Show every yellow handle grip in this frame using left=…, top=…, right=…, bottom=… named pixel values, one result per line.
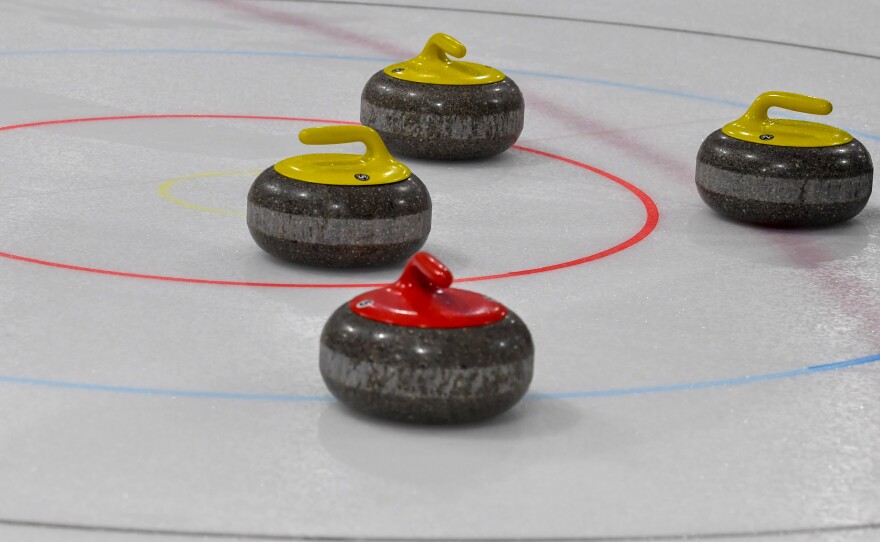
left=722, top=90, right=851, bottom=147
left=418, top=32, right=467, bottom=62
left=298, top=125, right=393, bottom=164
left=384, top=32, right=504, bottom=85
left=743, top=91, right=832, bottom=121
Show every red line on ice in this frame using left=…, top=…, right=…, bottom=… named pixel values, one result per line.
left=0, top=113, right=660, bottom=288
left=202, top=0, right=411, bottom=58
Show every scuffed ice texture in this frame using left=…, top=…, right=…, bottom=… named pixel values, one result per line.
left=247, top=167, right=431, bottom=267
left=320, top=305, right=534, bottom=424
left=695, top=129, right=873, bottom=226
left=361, top=71, right=524, bottom=160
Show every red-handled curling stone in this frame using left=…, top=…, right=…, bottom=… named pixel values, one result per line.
left=320, top=252, right=534, bottom=424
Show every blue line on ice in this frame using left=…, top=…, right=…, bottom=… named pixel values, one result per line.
left=0, top=353, right=876, bottom=402
left=1, top=48, right=877, bottom=141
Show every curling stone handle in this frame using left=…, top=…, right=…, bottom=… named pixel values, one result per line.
left=418, top=33, right=467, bottom=62
left=743, top=91, right=832, bottom=122
left=396, top=252, right=454, bottom=295
left=298, top=125, right=395, bottom=166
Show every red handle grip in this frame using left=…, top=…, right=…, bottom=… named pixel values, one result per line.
left=408, top=252, right=453, bottom=290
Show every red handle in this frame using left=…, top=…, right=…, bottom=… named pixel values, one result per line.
left=407, top=252, right=453, bottom=290
left=349, top=252, right=506, bottom=328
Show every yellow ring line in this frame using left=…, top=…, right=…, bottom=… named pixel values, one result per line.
left=157, top=170, right=261, bottom=216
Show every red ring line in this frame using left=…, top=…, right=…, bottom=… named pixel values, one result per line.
left=0, top=114, right=659, bottom=288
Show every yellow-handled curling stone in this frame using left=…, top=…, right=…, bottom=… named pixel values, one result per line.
left=695, top=91, right=873, bottom=227
left=320, top=252, right=534, bottom=424
left=247, top=125, right=431, bottom=267
left=360, top=33, right=524, bottom=161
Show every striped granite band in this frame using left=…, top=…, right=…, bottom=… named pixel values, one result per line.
left=247, top=203, right=431, bottom=246
left=319, top=344, right=527, bottom=399
left=696, top=162, right=872, bottom=204
left=362, top=101, right=524, bottom=140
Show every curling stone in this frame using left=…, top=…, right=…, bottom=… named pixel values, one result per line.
left=247, top=125, right=431, bottom=267
left=696, top=91, right=873, bottom=227
left=320, top=252, right=534, bottom=424
left=361, top=32, right=524, bottom=160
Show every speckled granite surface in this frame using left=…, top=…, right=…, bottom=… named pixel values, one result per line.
left=695, top=129, right=873, bottom=226
left=247, top=167, right=431, bottom=267
left=320, top=305, right=534, bottom=424
left=361, top=71, right=524, bottom=160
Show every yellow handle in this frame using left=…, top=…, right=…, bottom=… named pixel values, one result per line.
left=721, top=91, right=851, bottom=147
left=275, top=125, right=411, bottom=185
left=418, top=33, right=467, bottom=63
left=298, top=125, right=393, bottom=166
left=741, top=91, right=832, bottom=123
left=383, top=32, right=505, bottom=85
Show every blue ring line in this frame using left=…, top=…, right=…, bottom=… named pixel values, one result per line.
left=1, top=48, right=876, bottom=401
left=0, top=353, right=876, bottom=402
left=1, top=48, right=877, bottom=142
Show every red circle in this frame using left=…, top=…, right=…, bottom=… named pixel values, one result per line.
left=0, top=114, right=660, bottom=288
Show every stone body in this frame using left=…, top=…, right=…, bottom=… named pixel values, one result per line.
left=696, top=129, right=873, bottom=227
left=361, top=71, right=524, bottom=160
left=320, top=305, right=534, bottom=424
left=247, top=167, right=431, bottom=267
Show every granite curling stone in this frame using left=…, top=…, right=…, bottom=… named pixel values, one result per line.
left=247, top=125, right=431, bottom=267
left=696, top=91, right=873, bottom=227
left=320, top=252, right=534, bottom=424
left=361, top=32, right=524, bottom=160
